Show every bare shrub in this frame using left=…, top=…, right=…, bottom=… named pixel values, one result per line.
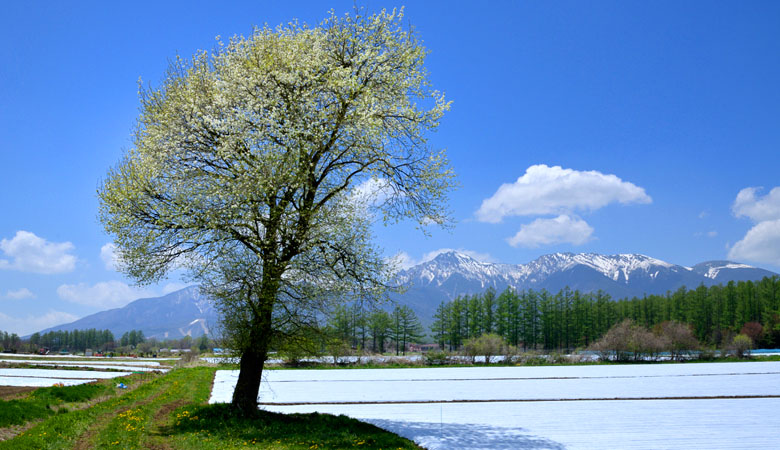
left=741, top=322, right=764, bottom=344
left=658, top=321, right=699, bottom=361
left=590, top=319, right=669, bottom=362
left=590, top=319, right=634, bottom=361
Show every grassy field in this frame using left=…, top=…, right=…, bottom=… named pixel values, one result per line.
left=0, top=366, right=418, bottom=449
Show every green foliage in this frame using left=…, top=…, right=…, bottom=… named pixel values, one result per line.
left=368, top=309, right=393, bottom=353
left=390, top=305, right=424, bottom=356
left=32, top=328, right=115, bottom=353
left=98, top=7, right=454, bottom=410
left=0, top=330, right=22, bottom=352
left=462, top=333, right=506, bottom=363
left=320, top=304, right=425, bottom=360
left=432, top=276, right=780, bottom=351
left=119, top=330, right=145, bottom=348
left=731, top=334, right=753, bottom=359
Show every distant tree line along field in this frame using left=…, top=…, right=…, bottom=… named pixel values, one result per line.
left=431, top=276, right=780, bottom=351
left=316, top=276, right=780, bottom=357
left=3, top=276, right=778, bottom=359
left=0, top=328, right=215, bottom=356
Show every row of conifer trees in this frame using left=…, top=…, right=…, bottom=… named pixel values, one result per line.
left=431, top=276, right=780, bottom=351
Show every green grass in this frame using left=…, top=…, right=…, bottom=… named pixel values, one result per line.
left=0, top=372, right=160, bottom=449
left=0, top=398, right=53, bottom=427
left=31, top=382, right=113, bottom=403
left=1, top=367, right=419, bottom=449
left=0, top=382, right=113, bottom=427
left=159, top=404, right=418, bottom=449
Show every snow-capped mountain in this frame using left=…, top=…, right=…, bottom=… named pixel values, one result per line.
left=690, top=260, right=776, bottom=283
left=35, top=253, right=778, bottom=337
left=392, top=251, right=778, bottom=323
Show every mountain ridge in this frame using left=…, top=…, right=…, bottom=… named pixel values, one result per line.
left=37, top=252, right=778, bottom=337
left=391, top=251, right=778, bottom=324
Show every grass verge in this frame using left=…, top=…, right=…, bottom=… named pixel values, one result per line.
left=1, top=367, right=419, bottom=449
left=0, top=382, right=113, bottom=427
left=158, top=404, right=418, bottom=449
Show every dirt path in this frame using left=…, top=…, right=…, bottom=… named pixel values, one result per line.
left=71, top=378, right=167, bottom=450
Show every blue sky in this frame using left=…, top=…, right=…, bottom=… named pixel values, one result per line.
left=1, top=1, right=779, bottom=335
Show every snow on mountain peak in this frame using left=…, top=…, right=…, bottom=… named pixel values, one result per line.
left=523, top=252, right=675, bottom=283
left=695, top=261, right=756, bottom=279
left=398, top=251, right=684, bottom=288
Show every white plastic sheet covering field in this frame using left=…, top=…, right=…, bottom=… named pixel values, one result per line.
left=0, top=368, right=132, bottom=387
left=0, top=358, right=169, bottom=372
left=0, top=359, right=163, bottom=366
left=210, top=362, right=780, bottom=449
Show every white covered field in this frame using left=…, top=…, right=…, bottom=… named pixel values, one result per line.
left=210, top=362, right=780, bottom=449
left=0, top=357, right=167, bottom=387
left=0, top=368, right=132, bottom=387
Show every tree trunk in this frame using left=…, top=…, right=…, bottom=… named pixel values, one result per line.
left=231, top=346, right=266, bottom=414
left=231, top=292, right=274, bottom=414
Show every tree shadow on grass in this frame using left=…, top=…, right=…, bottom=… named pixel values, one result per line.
left=153, top=403, right=419, bottom=449
left=365, top=418, right=566, bottom=450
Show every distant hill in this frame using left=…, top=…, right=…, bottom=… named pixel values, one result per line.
left=37, top=286, right=219, bottom=340
left=36, top=252, right=777, bottom=337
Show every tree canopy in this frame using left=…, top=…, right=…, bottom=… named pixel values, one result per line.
left=99, top=8, right=454, bottom=412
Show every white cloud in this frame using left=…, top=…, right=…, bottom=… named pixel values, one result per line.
left=476, top=164, right=651, bottom=223
left=728, top=219, right=780, bottom=266
left=733, top=187, right=780, bottom=222
left=57, top=281, right=153, bottom=309
left=0, top=231, right=77, bottom=274
left=4, top=288, right=36, bottom=300
left=100, top=243, right=120, bottom=271
left=0, top=310, right=79, bottom=336
left=729, top=187, right=780, bottom=266
left=507, top=215, right=595, bottom=248
left=351, top=177, right=394, bottom=207
left=388, top=251, right=418, bottom=270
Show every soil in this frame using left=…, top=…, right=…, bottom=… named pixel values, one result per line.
left=0, top=385, right=37, bottom=400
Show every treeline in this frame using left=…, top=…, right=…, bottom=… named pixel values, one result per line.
left=29, top=329, right=116, bottom=352
left=1, top=328, right=218, bottom=356
left=324, top=304, right=424, bottom=355
left=1, top=330, right=22, bottom=352
left=431, top=276, right=780, bottom=351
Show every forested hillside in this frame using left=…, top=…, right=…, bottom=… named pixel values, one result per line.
left=431, top=276, right=780, bottom=351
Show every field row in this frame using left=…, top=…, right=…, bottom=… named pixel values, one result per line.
left=211, top=361, right=780, bottom=449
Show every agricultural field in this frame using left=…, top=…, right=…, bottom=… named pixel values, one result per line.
left=0, top=356, right=172, bottom=388
left=0, top=362, right=417, bottom=449
left=0, top=368, right=132, bottom=387
left=211, top=361, right=780, bottom=449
